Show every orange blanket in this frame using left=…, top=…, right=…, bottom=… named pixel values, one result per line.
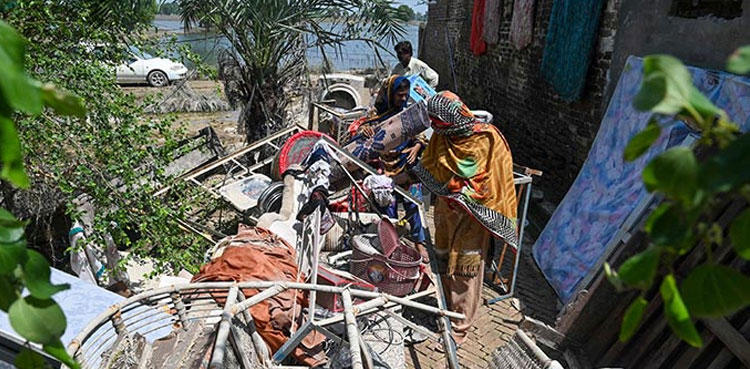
left=192, top=226, right=326, bottom=366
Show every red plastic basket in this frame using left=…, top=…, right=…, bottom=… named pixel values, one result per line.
left=350, top=234, right=422, bottom=297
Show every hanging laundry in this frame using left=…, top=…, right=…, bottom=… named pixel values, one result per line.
left=482, top=0, right=502, bottom=45
left=470, top=0, right=487, bottom=55
left=510, top=0, right=535, bottom=50
left=540, top=0, right=605, bottom=101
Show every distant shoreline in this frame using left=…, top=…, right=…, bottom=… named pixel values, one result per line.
left=153, top=14, right=424, bottom=26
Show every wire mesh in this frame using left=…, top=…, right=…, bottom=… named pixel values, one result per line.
left=489, top=333, right=547, bottom=369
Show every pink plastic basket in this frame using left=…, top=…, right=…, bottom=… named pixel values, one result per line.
left=350, top=234, right=422, bottom=297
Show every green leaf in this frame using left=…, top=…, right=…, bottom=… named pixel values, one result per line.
left=645, top=203, right=670, bottom=234
left=727, top=45, right=750, bottom=75
left=699, top=133, right=750, bottom=193
left=41, top=84, right=86, bottom=118
left=9, top=296, right=66, bottom=344
left=0, top=116, right=29, bottom=188
left=0, top=22, right=42, bottom=115
left=604, top=262, right=624, bottom=291
left=686, top=85, right=722, bottom=125
left=681, top=264, right=750, bottom=318
left=643, top=147, right=698, bottom=204
left=22, top=250, right=69, bottom=299
left=646, top=203, right=692, bottom=250
left=14, top=348, right=51, bottom=369
left=634, top=73, right=682, bottom=114
left=0, top=240, right=27, bottom=274
left=0, top=208, right=25, bottom=244
left=729, top=209, right=750, bottom=260
left=620, top=297, right=648, bottom=342
left=618, top=247, right=661, bottom=289
left=661, top=274, right=702, bottom=347
left=0, top=21, right=24, bottom=66
left=0, top=276, right=18, bottom=311
left=43, top=339, right=80, bottom=369
left=624, top=118, right=661, bottom=162
left=634, top=55, right=693, bottom=115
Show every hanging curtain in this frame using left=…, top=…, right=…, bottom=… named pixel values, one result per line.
left=482, top=0, right=502, bottom=45
left=510, top=0, right=535, bottom=50
left=540, top=0, right=605, bottom=101
left=470, top=0, right=487, bottom=55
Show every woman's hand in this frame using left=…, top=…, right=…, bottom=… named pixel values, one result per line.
left=402, top=143, right=422, bottom=164
left=358, top=125, right=375, bottom=138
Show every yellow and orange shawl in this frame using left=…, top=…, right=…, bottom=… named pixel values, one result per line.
left=413, top=91, right=517, bottom=276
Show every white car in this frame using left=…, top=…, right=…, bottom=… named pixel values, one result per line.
left=116, top=48, right=188, bottom=87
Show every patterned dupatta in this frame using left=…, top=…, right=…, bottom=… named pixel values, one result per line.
left=413, top=92, right=518, bottom=248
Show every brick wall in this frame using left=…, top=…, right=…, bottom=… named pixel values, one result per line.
left=421, top=0, right=621, bottom=204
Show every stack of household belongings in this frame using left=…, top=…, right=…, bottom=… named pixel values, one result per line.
left=192, top=225, right=328, bottom=367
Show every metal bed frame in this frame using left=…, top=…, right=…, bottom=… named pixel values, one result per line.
left=486, top=165, right=542, bottom=305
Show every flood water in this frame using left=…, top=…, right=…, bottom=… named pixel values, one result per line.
left=153, top=19, right=421, bottom=72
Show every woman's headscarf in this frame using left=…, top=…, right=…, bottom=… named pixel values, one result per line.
left=348, top=75, right=410, bottom=138
left=427, top=91, right=476, bottom=138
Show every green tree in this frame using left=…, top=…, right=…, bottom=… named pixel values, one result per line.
left=2, top=0, right=209, bottom=276
left=159, top=2, right=180, bottom=15
left=396, top=4, right=415, bottom=21
left=608, top=47, right=750, bottom=347
left=0, top=19, right=84, bottom=369
left=178, top=0, right=405, bottom=143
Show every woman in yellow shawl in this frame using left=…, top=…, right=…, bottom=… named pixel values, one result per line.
left=411, top=91, right=517, bottom=345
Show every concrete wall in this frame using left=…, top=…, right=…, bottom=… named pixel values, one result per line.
left=421, top=0, right=621, bottom=204
left=608, top=0, right=750, bottom=100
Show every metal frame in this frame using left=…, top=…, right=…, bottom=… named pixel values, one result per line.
left=308, top=101, right=367, bottom=143
left=67, top=282, right=465, bottom=369
left=154, top=125, right=304, bottom=198
left=486, top=166, right=541, bottom=305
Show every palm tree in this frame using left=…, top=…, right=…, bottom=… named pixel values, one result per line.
left=178, top=0, right=405, bottom=142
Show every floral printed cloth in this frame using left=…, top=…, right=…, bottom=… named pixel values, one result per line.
left=533, top=56, right=750, bottom=302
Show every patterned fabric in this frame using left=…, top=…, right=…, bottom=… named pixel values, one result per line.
left=348, top=75, right=410, bottom=137
left=343, top=102, right=430, bottom=164
left=413, top=162, right=518, bottom=248
left=413, top=100, right=518, bottom=276
left=532, top=56, right=750, bottom=302
left=470, top=0, right=487, bottom=55
left=540, top=0, right=604, bottom=101
left=427, top=91, right=476, bottom=137
left=332, top=102, right=431, bottom=183
left=510, top=0, right=535, bottom=50
left=482, top=0, right=502, bottom=45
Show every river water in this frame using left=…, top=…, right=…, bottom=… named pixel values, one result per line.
left=153, top=19, right=420, bottom=72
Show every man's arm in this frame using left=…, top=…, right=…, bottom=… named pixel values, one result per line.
left=422, top=65, right=439, bottom=89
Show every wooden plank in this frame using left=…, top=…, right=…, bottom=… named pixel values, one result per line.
left=645, top=322, right=712, bottom=369
left=704, top=318, right=750, bottom=368
left=706, top=315, right=750, bottom=369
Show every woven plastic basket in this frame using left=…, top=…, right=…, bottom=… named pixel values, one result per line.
left=350, top=234, right=422, bottom=296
